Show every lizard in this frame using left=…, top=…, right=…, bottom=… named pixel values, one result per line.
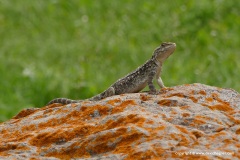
left=47, top=42, right=176, bottom=105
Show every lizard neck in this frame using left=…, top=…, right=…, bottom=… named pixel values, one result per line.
left=152, top=58, right=162, bottom=67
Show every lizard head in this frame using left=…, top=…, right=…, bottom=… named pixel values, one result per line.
left=152, top=42, right=176, bottom=63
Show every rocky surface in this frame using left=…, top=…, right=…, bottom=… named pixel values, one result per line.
left=0, top=83, right=239, bottom=159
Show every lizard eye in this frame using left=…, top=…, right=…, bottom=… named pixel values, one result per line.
left=161, top=42, right=172, bottom=47
left=161, top=43, right=167, bottom=46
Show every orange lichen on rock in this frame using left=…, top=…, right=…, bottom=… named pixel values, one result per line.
left=191, top=130, right=205, bottom=138
left=165, top=92, right=185, bottom=98
left=13, top=108, right=39, bottom=119
left=158, top=99, right=178, bottom=106
left=199, top=90, right=207, bottom=95
left=181, top=105, right=190, bottom=109
left=205, top=97, right=214, bottom=102
left=107, top=98, right=121, bottom=105
left=191, top=118, right=206, bottom=125
left=236, top=128, right=240, bottom=134
left=0, top=83, right=239, bottom=159
left=189, top=95, right=198, bottom=103
left=209, top=104, right=234, bottom=112
left=140, top=94, right=151, bottom=101
left=223, top=113, right=240, bottom=124
left=182, top=112, right=191, bottom=117
left=111, top=99, right=136, bottom=114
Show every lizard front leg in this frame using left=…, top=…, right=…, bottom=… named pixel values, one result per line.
left=147, top=70, right=158, bottom=94
left=156, top=71, right=169, bottom=93
left=155, top=67, right=166, bottom=89
left=157, top=77, right=165, bottom=88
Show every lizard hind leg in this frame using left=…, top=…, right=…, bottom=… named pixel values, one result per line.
left=103, top=87, right=115, bottom=97
left=89, top=87, right=115, bottom=101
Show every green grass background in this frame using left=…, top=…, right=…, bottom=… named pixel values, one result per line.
left=0, top=0, right=239, bottom=122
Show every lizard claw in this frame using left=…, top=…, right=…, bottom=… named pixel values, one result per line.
left=148, top=90, right=160, bottom=95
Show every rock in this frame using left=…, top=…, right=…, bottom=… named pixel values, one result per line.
left=0, top=83, right=239, bottom=159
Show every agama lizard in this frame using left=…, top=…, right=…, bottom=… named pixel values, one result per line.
left=47, top=42, right=176, bottom=105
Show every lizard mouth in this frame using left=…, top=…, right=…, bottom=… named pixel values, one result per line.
left=168, top=43, right=176, bottom=52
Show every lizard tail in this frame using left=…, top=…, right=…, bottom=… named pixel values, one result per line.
left=47, top=98, right=80, bottom=105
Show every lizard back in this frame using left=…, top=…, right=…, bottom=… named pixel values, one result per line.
left=111, top=59, right=159, bottom=94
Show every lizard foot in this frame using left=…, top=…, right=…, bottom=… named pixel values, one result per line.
left=148, top=90, right=160, bottom=95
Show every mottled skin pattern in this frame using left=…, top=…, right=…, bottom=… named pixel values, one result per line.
left=47, top=42, right=176, bottom=105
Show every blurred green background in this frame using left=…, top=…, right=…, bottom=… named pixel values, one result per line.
left=0, top=0, right=239, bottom=122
